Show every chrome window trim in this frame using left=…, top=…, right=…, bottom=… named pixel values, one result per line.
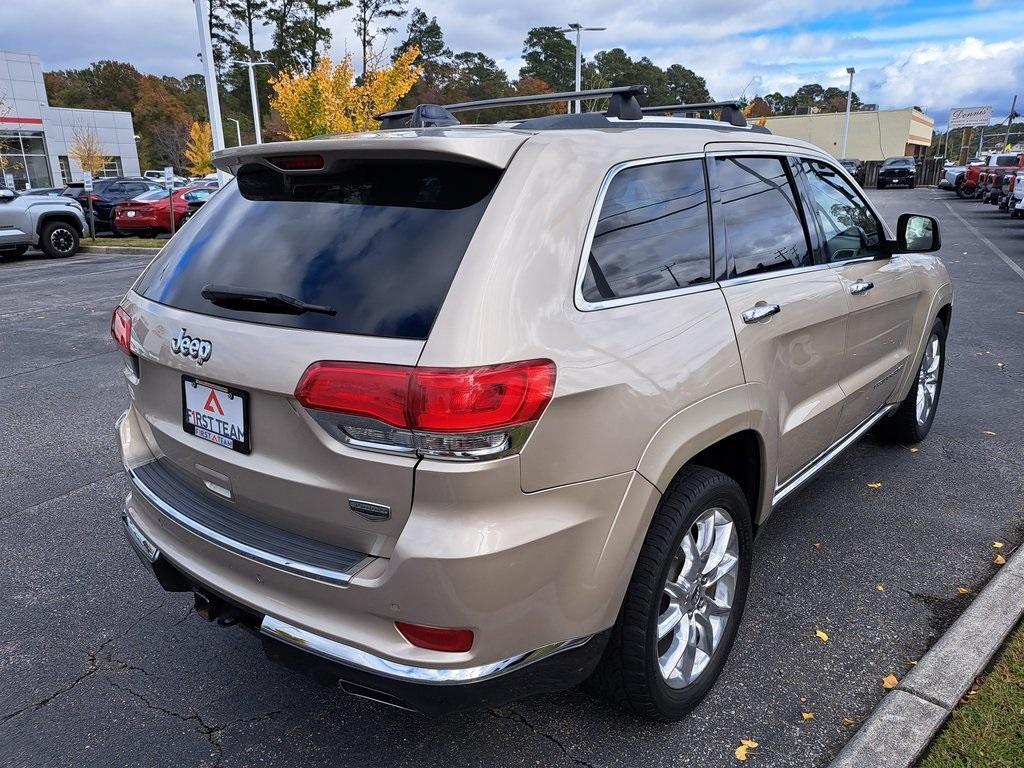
left=127, top=464, right=370, bottom=585
left=573, top=152, right=714, bottom=312
left=260, top=614, right=594, bottom=686
left=717, top=262, right=832, bottom=288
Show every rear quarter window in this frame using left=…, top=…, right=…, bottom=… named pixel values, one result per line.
left=134, top=159, right=501, bottom=339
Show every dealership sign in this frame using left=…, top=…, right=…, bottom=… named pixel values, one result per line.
left=949, top=106, right=992, bottom=129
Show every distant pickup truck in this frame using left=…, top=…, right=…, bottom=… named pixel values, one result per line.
left=960, top=152, right=1024, bottom=200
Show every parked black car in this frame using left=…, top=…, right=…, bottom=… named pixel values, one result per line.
left=63, top=177, right=164, bottom=233
left=877, top=157, right=917, bottom=189
left=839, top=158, right=864, bottom=182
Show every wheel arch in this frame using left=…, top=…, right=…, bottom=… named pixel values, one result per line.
left=36, top=211, right=84, bottom=238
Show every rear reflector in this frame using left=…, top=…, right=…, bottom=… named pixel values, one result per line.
left=267, top=154, right=325, bottom=171
left=111, top=306, right=132, bottom=355
left=294, top=360, right=555, bottom=434
left=395, top=621, right=473, bottom=653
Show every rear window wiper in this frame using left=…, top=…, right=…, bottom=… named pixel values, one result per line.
left=200, top=284, right=336, bottom=316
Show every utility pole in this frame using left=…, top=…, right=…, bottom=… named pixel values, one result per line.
left=229, top=59, right=274, bottom=143
left=193, top=0, right=226, bottom=184
left=1004, top=95, right=1019, bottom=150
left=959, top=126, right=973, bottom=165
left=557, top=23, right=605, bottom=114
left=841, top=67, right=855, bottom=159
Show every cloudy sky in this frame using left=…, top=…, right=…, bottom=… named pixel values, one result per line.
left=7, top=0, right=1023, bottom=126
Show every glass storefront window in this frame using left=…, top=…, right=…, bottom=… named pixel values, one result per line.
left=0, top=130, right=52, bottom=190
left=101, top=156, right=123, bottom=178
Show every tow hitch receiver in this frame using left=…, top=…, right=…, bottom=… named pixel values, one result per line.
left=193, top=587, right=243, bottom=625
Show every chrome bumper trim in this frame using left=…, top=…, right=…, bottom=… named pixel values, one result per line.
left=260, top=615, right=593, bottom=685
left=122, top=510, right=159, bottom=563
left=127, top=464, right=366, bottom=586
left=772, top=403, right=898, bottom=508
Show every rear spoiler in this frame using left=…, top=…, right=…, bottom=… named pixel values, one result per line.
left=212, top=130, right=530, bottom=174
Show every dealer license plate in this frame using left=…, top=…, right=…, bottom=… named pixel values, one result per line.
left=182, top=376, right=251, bottom=454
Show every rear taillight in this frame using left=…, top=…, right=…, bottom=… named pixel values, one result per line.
left=294, top=360, right=556, bottom=460
left=111, top=306, right=132, bottom=356
left=395, top=622, right=473, bottom=653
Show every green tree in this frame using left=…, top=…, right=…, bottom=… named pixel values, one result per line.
left=208, top=0, right=240, bottom=72
left=663, top=64, right=711, bottom=104
left=226, top=0, right=269, bottom=55
left=444, top=52, right=511, bottom=122
left=354, top=0, right=408, bottom=78
left=520, top=26, right=575, bottom=92
left=393, top=8, right=454, bottom=107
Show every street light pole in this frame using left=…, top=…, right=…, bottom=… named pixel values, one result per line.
left=193, top=0, right=226, bottom=184
left=556, top=23, right=606, bottom=114
left=228, top=59, right=273, bottom=144
left=841, top=66, right=855, bottom=159
left=227, top=117, right=242, bottom=146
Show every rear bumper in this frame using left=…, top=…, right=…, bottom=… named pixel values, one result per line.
left=121, top=509, right=607, bottom=714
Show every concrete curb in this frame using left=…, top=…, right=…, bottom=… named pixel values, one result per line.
left=79, top=245, right=163, bottom=255
left=829, top=545, right=1024, bottom=768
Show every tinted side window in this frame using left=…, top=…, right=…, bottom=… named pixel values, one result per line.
left=715, top=157, right=811, bottom=278
left=582, top=159, right=711, bottom=303
left=800, top=159, right=883, bottom=262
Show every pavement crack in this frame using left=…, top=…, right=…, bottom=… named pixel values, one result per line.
left=488, top=707, right=595, bottom=768
left=110, top=681, right=281, bottom=768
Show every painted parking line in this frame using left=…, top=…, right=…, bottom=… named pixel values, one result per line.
left=943, top=202, right=1024, bottom=282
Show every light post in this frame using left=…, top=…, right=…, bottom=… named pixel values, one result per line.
left=556, top=23, right=606, bottom=114
left=228, top=59, right=273, bottom=144
left=841, top=66, right=855, bottom=159
left=227, top=117, right=242, bottom=146
left=192, top=0, right=226, bottom=184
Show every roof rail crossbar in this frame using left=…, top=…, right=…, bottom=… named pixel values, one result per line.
left=641, top=101, right=748, bottom=128
left=378, top=85, right=651, bottom=128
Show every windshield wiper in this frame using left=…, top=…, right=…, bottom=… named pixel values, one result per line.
left=201, top=284, right=336, bottom=316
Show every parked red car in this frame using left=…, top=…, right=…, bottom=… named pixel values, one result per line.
left=112, top=187, right=215, bottom=237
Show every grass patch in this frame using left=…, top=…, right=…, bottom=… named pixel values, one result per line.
left=918, top=622, right=1024, bottom=767
left=83, top=237, right=166, bottom=248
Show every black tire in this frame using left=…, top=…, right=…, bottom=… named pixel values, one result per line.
left=877, top=181, right=886, bottom=189
left=39, top=221, right=79, bottom=259
left=909, top=180, right=916, bottom=189
left=0, top=244, right=30, bottom=259
left=882, top=317, right=946, bottom=443
left=586, top=466, right=753, bottom=721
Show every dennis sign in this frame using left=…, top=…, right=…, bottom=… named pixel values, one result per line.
left=949, top=106, right=992, bottom=130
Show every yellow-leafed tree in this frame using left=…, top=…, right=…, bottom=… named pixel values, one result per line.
left=184, top=121, right=214, bottom=176
left=68, top=126, right=106, bottom=177
left=270, top=48, right=422, bottom=139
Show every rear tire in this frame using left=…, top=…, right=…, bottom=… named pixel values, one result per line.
left=877, top=181, right=886, bottom=189
left=40, top=221, right=79, bottom=259
left=586, top=466, right=752, bottom=721
left=882, top=317, right=946, bottom=444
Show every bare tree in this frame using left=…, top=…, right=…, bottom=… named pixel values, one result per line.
left=149, top=120, right=191, bottom=170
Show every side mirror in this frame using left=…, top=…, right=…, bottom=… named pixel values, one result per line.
left=896, top=213, right=940, bottom=253
left=0, top=188, right=15, bottom=202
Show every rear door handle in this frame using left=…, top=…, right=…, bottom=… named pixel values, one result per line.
left=741, top=302, right=781, bottom=324
left=849, top=280, right=874, bottom=295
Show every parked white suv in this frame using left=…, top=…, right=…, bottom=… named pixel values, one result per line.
left=0, top=186, right=86, bottom=259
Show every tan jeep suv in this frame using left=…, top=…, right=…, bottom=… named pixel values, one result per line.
left=113, top=87, right=951, bottom=720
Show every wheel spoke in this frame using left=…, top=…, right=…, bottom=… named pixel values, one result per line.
left=694, top=611, right=715, bottom=655
left=657, top=603, right=684, bottom=640
left=680, top=533, right=701, bottom=583
left=675, top=619, right=698, bottom=681
left=705, top=594, right=732, bottom=616
left=705, top=552, right=739, bottom=586
left=703, top=520, right=734, bottom=575
left=694, top=513, right=716, bottom=562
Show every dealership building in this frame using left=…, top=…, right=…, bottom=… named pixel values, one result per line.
left=0, top=50, right=140, bottom=190
left=763, top=107, right=935, bottom=161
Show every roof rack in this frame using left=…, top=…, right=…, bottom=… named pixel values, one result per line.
left=378, top=85, right=651, bottom=129
left=641, top=101, right=748, bottom=127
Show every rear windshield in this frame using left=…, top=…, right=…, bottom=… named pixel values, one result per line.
left=135, top=190, right=170, bottom=202
left=134, top=159, right=500, bottom=339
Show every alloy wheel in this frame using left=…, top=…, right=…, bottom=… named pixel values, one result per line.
left=916, top=333, right=941, bottom=426
left=50, top=227, right=75, bottom=255
left=656, top=506, right=739, bottom=688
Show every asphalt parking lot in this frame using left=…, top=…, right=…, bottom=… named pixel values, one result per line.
left=2, top=188, right=1023, bottom=768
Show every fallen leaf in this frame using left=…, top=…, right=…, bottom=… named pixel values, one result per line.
left=908, top=447, right=919, bottom=453
left=842, top=718, right=857, bottom=727
left=993, top=541, right=1005, bottom=549
left=735, top=740, right=759, bottom=762
left=876, top=584, right=885, bottom=592
left=867, top=482, right=882, bottom=489
left=956, top=587, right=971, bottom=595
left=812, top=541, right=822, bottom=550
left=1018, top=311, right=1024, bottom=316
left=982, top=431, right=997, bottom=436
left=997, top=362, right=1005, bottom=369
left=995, top=554, right=1006, bottom=566
left=801, top=712, right=815, bottom=721
left=882, top=674, right=899, bottom=689
left=815, top=629, right=830, bottom=643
